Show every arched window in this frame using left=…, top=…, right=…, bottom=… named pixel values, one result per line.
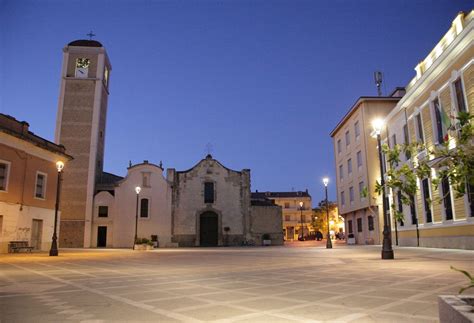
left=140, top=198, right=149, bottom=218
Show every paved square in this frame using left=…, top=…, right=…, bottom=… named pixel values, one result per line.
left=1, top=244, right=473, bottom=322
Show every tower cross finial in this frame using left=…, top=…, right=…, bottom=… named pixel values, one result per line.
left=205, top=143, right=213, bottom=156
left=86, top=31, right=96, bottom=40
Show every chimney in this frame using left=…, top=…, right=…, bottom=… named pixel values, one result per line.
left=21, top=122, right=29, bottom=136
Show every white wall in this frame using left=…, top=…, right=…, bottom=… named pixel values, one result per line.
left=0, top=202, right=57, bottom=253
left=92, top=163, right=172, bottom=248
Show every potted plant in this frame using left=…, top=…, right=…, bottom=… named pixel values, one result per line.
left=134, top=238, right=154, bottom=250
left=151, top=235, right=159, bottom=248
left=347, top=233, right=356, bottom=245
left=262, top=233, right=271, bottom=246
left=438, top=267, right=474, bottom=323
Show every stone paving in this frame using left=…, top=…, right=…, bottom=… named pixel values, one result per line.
left=0, top=243, right=473, bottom=322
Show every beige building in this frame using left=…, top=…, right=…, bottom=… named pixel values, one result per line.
left=382, top=11, right=474, bottom=249
left=330, top=90, right=404, bottom=245
left=0, top=114, right=72, bottom=253
left=55, top=39, right=111, bottom=248
left=252, top=191, right=312, bottom=241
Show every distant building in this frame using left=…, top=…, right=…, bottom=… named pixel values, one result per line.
left=252, top=190, right=312, bottom=240
left=381, top=11, right=474, bottom=249
left=0, top=114, right=72, bottom=253
left=330, top=91, right=404, bottom=245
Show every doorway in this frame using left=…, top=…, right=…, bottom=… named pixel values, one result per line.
left=200, top=212, right=218, bottom=246
left=31, top=219, right=43, bottom=250
left=97, top=226, right=107, bottom=247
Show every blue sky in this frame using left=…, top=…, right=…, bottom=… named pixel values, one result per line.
left=1, top=0, right=472, bottom=205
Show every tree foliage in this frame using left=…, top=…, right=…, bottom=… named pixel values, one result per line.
left=378, top=112, right=473, bottom=212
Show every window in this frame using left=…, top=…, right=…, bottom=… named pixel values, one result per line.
left=357, top=218, right=362, bottom=232
left=285, top=215, right=291, bottom=221
left=142, top=173, right=150, bottom=187
left=340, top=191, right=345, bottom=206
left=349, top=187, right=354, bottom=204
left=339, top=165, right=343, bottom=181
left=140, top=198, right=149, bottom=218
left=441, top=177, right=453, bottom=220
left=98, top=206, right=108, bottom=218
left=415, top=114, right=424, bottom=144
left=421, top=178, right=432, bottom=223
left=0, top=161, right=10, bottom=191
left=284, top=202, right=290, bottom=208
left=347, top=159, right=352, bottom=175
left=454, top=79, right=467, bottom=113
left=204, top=182, right=214, bottom=204
left=403, top=124, right=411, bottom=160
left=359, top=181, right=365, bottom=199
left=104, top=66, right=109, bottom=86
left=432, top=98, right=445, bottom=144
left=337, top=139, right=342, bottom=154
left=397, top=190, right=404, bottom=226
left=354, top=121, right=360, bottom=139
left=35, top=173, right=46, bottom=199
left=368, top=216, right=374, bottom=231
left=467, top=182, right=474, bottom=217
left=409, top=194, right=417, bottom=225
left=391, top=134, right=397, bottom=165
left=348, top=220, right=353, bottom=234
left=392, top=134, right=397, bottom=149
left=345, top=131, right=350, bottom=146
left=357, top=151, right=362, bottom=168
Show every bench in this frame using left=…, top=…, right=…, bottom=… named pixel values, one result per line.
left=8, top=241, right=34, bottom=253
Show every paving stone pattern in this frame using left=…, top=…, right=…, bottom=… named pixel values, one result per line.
left=0, top=244, right=473, bottom=322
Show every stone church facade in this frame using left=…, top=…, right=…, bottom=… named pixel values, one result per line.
left=55, top=39, right=283, bottom=248
left=168, top=155, right=252, bottom=247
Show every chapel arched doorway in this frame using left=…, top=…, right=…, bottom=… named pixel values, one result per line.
left=200, top=211, right=218, bottom=246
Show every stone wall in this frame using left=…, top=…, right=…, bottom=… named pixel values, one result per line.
left=168, top=155, right=251, bottom=247
left=250, top=205, right=284, bottom=245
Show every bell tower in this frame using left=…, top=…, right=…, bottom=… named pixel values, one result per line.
left=54, top=39, right=111, bottom=248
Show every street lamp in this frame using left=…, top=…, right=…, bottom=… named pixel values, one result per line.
left=372, top=118, right=394, bottom=260
left=299, top=201, right=304, bottom=241
left=133, top=186, right=141, bottom=250
left=49, top=161, right=64, bottom=256
left=323, top=177, right=332, bottom=249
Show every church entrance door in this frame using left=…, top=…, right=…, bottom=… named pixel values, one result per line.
left=200, top=212, right=218, bottom=246
left=97, top=226, right=107, bottom=247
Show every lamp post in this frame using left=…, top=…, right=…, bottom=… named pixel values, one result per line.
left=299, top=201, right=304, bottom=241
left=323, top=177, right=332, bottom=249
left=133, top=186, right=141, bottom=249
left=49, top=161, right=64, bottom=256
left=372, top=118, right=394, bottom=260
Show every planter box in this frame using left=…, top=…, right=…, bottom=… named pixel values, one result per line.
left=438, top=295, right=474, bottom=323
left=263, top=240, right=271, bottom=246
left=347, top=237, right=356, bottom=245
left=134, top=244, right=154, bottom=251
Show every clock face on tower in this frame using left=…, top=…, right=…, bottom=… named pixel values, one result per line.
left=75, top=58, right=90, bottom=78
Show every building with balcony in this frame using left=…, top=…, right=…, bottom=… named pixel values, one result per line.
left=381, top=10, right=474, bottom=249
left=252, top=190, right=312, bottom=241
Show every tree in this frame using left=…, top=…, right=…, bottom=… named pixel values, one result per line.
left=375, top=112, right=473, bottom=237
left=311, top=200, right=338, bottom=234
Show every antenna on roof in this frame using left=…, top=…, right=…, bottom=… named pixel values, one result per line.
left=374, top=71, right=383, bottom=96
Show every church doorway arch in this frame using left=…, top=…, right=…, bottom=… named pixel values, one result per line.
left=200, top=211, right=218, bottom=246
